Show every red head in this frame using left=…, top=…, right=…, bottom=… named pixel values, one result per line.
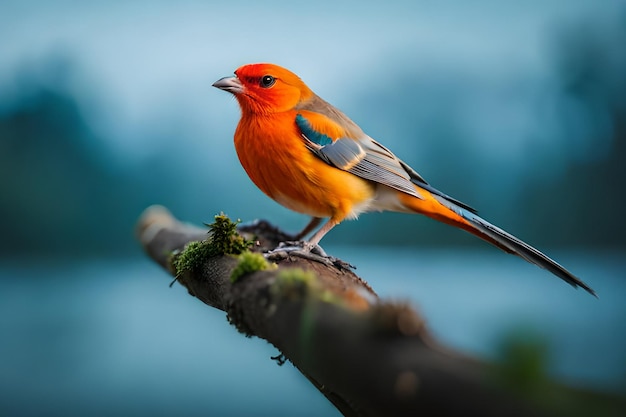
left=213, top=63, right=314, bottom=114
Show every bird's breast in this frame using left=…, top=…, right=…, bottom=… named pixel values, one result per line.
left=233, top=112, right=375, bottom=219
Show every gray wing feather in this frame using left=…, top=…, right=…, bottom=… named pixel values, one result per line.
left=302, top=132, right=423, bottom=199
left=306, top=137, right=365, bottom=168
left=294, top=104, right=468, bottom=203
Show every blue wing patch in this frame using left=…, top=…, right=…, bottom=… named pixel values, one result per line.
left=295, top=114, right=333, bottom=146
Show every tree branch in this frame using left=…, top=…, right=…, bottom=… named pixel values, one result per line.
left=136, top=205, right=623, bottom=417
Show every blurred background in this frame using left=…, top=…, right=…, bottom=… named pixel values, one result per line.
left=1, top=1, right=625, bottom=416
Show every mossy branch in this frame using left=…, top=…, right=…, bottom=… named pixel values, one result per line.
left=136, top=205, right=625, bottom=417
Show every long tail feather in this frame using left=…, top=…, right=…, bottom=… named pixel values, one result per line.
left=397, top=184, right=596, bottom=296
left=430, top=194, right=596, bottom=297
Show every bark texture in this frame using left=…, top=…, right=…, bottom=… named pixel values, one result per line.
left=136, top=205, right=623, bottom=417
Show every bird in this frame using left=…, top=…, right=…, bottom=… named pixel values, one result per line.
left=213, top=63, right=595, bottom=296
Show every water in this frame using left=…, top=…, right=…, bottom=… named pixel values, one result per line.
left=349, top=248, right=626, bottom=390
left=0, top=249, right=624, bottom=416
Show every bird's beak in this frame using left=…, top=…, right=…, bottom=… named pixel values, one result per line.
left=212, top=76, right=243, bottom=94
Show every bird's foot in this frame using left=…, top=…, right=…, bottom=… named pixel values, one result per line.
left=266, top=241, right=355, bottom=271
left=267, top=240, right=327, bottom=258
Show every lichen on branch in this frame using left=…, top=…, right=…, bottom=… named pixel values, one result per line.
left=172, top=213, right=253, bottom=278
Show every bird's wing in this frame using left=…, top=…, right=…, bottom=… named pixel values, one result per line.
left=295, top=113, right=422, bottom=198
left=295, top=113, right=478, bottom=213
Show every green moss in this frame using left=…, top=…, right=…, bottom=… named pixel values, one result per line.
left=272, top=269, right=346, bottom=305
left=272, top=269, right=320, bottom=363
left=172, top=240, right=214, bottom=277
left=269, top=269, right=317, bottom=302
left=207, top=213, right=251, bottom=256
left=275, top=269, right=316, bottom=289
left=496, top=328, right=549, bottom=395
left=172, top=213, right=252, bottom=277
left=231, top=252, right=275, bottom=283
left=319, top=289, right=340, bottom=304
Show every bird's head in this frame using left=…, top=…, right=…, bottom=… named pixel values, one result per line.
left=213, top=63, right=313, bottom=114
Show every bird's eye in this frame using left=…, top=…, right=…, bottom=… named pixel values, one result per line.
left=260, top=75, right=276, bottom=88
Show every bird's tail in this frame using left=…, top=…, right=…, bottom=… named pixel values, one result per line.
left=397, top=188, right=596, bottom=296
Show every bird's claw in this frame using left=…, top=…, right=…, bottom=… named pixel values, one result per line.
left=266, top=241, right=355, bottom=271
left=270, top=240, right=327, bottom=256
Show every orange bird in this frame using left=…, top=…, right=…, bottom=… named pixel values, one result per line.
left=213, top=63, right=595, bottom=295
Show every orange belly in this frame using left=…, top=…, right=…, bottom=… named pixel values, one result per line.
left=234, top=113, right=375, bottom=220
